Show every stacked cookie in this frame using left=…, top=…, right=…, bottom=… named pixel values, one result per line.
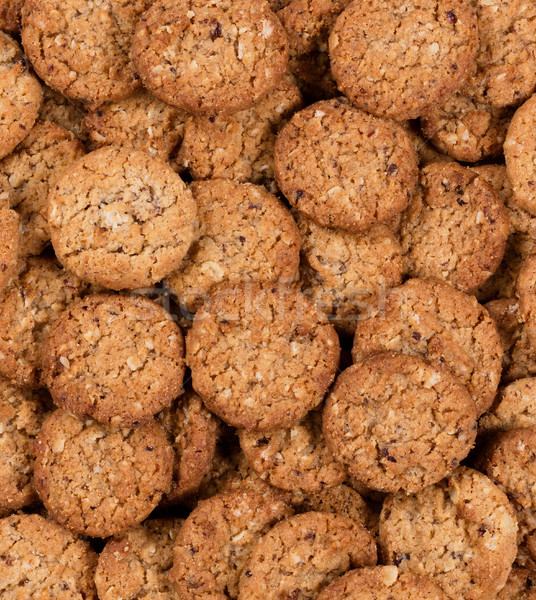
left=0, top=0, right=535, bottom=598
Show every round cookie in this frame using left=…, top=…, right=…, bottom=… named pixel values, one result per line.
left=186, top=283, right=340, bottom=431
left=0, top=0, right=23, bottom=33
left=323, top=354, right=477, bottom=494
left=352, top=278, right=503, bottom=417
left=48, top=146, right=197, bottom=290
left=84, top=90, right=188, bottom=163
left=400, top=161, right=509, bottom=293
left=238, top=511, right=377, bottom=600
left=505, top=95, right=536, bottom=216
left=1, top=120, right=85, bottom=257
left=21, top=0, right=151, bottom=107
left=95, top=518, right=183, bottom=600
left=170, top=490, right=293, bottom=600
left=177, top=74, right=302, bottom=188
left=132, top=0, right=289, bottom=114
left=421, top=90, right=513, bottom=163
left=239, top=409, right=346, bottom=494
left=295, top=484, right=378, bottom=538
left=0, top=256, right=89, bottom=388
left=0, top=513, right=97, bottom=599
left=41, top=293, right=185, bottom=427
left=379, top=467, right=518, bottom=600
left=0, top=32, right=42, bottom=160
left=317, top=567, right=449, bottom=600
left=483, top=298, right=522, bottom=373
left=0, top=204, right=19, bottom=292
left=38, top=85, right=88, bottom=145
left=496, top=568, right=536, bottom=600
left=329, top=0, right=478, bottom=120
left=166, top=180, right=301, bottom=315
left=34, top=409, right=173, bottom=538
left=274, top=97, right=418, bottom=232
left=480, top=379, right=536, bottom=434
left=297, top=216, right=403, bottom=335
left=157, top=390, right=219, bottom=505
left=0, top=375, right=49, bottom=513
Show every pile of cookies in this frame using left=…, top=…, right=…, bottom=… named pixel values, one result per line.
left=0, top=0, right=536, bottom=598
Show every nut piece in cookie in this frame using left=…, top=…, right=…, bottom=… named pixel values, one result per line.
left=34, top=409, right=173, bottom=538
left=42, top=293, right=186, bottom=428
left=48, top=146, right=197, bottom=290
left=186, top=283, right=340, bottom=431
left=132, top=0, right=289, bottom=114
left=275, top=97, right=418, bottom=232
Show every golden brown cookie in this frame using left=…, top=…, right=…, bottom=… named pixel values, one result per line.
left=48, top=146, right=197, bottom=290
left=324, top=354, right=477, bottom=494
left=132, top=0, right=289, bottom=114
left=505, top=95, right=536, bottom=216
left=483, top=298, right=522, bottom=373
left=239, top=409, right=346, bottom=494
left=41, top=294, right=185, bottom=427
left=0, top=0, right=22, bottom=33
left=297, top=216, right=403, bottom=335
left=177, top=74, right=302, bottom=188
left=84, top=90, right=188, bottom=163
left=274, top=97, right=418, bottom=232
left=317, top=567, right=449, bottom=600
left=0, top=375, right=49, bottom=513
left=352, top=278, right=503, bottom=417
left=186, top=283, right=340, bottom=431
left=38, top=85, right=88, bottom=145
left=0, top=31, right=42, bottom=160
left=1, top=120, right=85, bottom=257
left=329, top=0, right=478, bottom=120
left=95, top=518, right=183, bottom=600
left=238, top=512, right=377, bottom=600
left=0, top=202, right=18, bottom=292
left=480, top=379, right=536, bottom=434
left=166, top=180, right=301, bottom=315
left=379, top=467, right=518, bottom=600
left=157, top=390, right=219, bottom=505
left=34, top=409, right=173, bottom=538
left=496, top=568, right=536, bottom=600
left=400, top=161, right=509, bottom=293
left=0, top=256, right=89, bottom=388
left=170, top=490, right=293, bottom=600
left=21, top=0, right=151, bottom=107
left=0, top=513, right=98, bottom=599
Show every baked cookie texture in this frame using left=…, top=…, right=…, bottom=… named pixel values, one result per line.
left=329, top=0, right=478, bottom=120
left=34, top=409, right=173, bottom=538
left=0, top=200, right=19, bottom=292
left=275, top=97, right=418, bottom=232
left=0, top=512, right=98, bottom=599
left=21, top=0, right=152, bottom=107
left=186, top=283, right=340, bottom=431
left=48, top=146, right=197, bottom=290
left=380, top=467, right=518, bottom=600
left=132, top=0, right=289, bottom=114
left=41, top=293, right=185, bottom=427
left=166, top=179, right=301, bottom=315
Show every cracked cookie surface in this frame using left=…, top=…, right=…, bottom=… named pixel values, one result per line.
left=329, top=0, right=478, bottom=120
left=167, top=180, right=300, bottom=315
left=132, top=0, right=289, bottom=114
left=170, top=489, right=293, bottom=600
left=186, top=283, right=340, bottom=431
left=21, top=0, right=152, bottom=107
left=34, top=409, right=173, bottom=538
left=0, top=513, right=97, bottom=599
left=400, top=161, right=509, bottom=293
left=42, top=293, right=185, bottom=428
left=48, top=146, right=196, bottom=290
left=352, top=278, right=503, bottom=416
left=324, top=354, right=476, bottom=494
left=0, top=203, right=19, bottom=292
left=275, top=97, right=417, bottom=232
left=238, top=511, right=377, bottom=600
left=379, top=467, right=518, bottom=600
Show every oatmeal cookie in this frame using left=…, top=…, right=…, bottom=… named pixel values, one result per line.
left=480, top=379, right=536, bottom=434
left=38, top=85, right=88, bottom=145
left=0, top=203, right=18, bottom=292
